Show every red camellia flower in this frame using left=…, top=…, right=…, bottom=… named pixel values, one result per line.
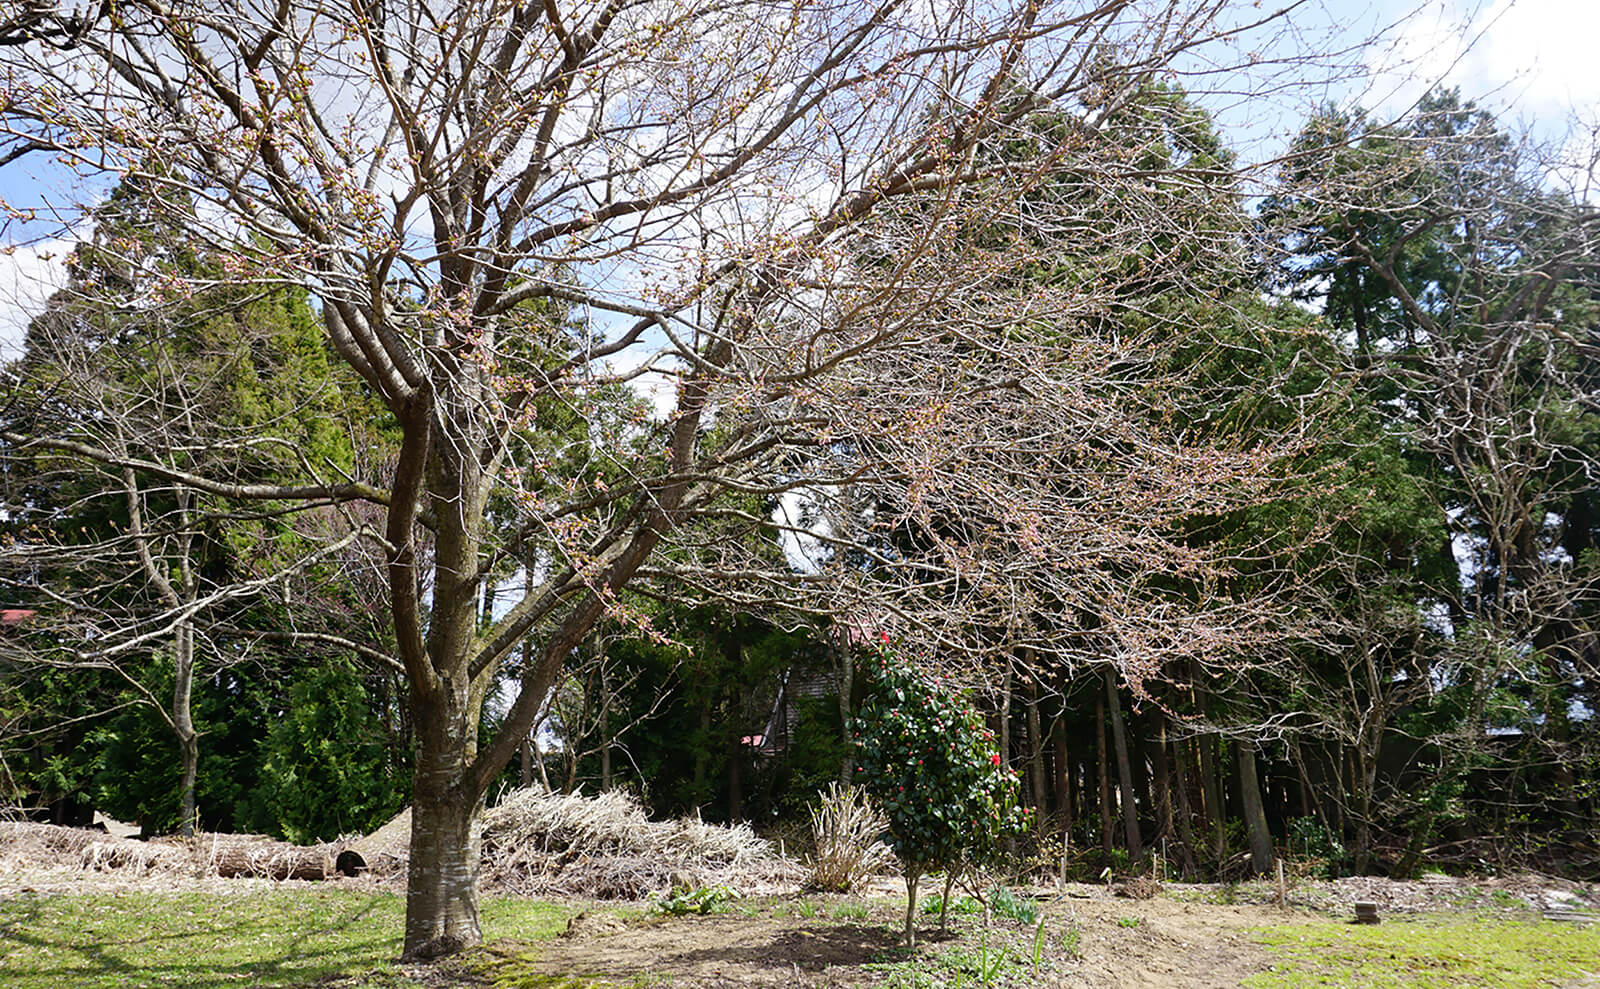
left=990, top=753, right=1001, bottom=765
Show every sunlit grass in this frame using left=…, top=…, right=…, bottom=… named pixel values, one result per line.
left=0, top=886, right=566, bottom=989
left=1249, top=916, right=1600, bottom=989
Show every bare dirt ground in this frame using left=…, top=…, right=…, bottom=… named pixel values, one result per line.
left=479, top=872, right=1600, bottom=989
left=500, top=887, right=1281, bottom=988
left=1051, top=894, right=1273, bottom=989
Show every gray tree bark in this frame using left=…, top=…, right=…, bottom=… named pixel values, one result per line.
left=1237, top=741, right=1274, bottom=875
left=1105, top=672, right=1142, bottom=864
left=1096, top=692, right=1114, bottom=854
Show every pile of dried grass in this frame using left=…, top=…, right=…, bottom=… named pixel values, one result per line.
left=480, top=786, right=802, bottom=898
left=1, top=821, right=105, bottom=869
left=0, top=822, right=189, bottom=875
left=0, top=821, right=361, bottom=881
left=82, top=836, right=189, bottom=874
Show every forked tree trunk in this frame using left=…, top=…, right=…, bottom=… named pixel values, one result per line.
left=903, top=870, right=922, bottom=946
left=401, top=587, right=497, bottom=961
left=125, top=473, right=202, bottom=838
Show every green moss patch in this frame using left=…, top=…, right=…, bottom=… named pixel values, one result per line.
left=1248, top=916, right=1600, bottom=989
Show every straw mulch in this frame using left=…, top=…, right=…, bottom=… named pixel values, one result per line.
left=0, top=821, right=130, bottom=870
left=0, top=820, right=355, bottom=880
left=480, top=787, right=803, bottom=899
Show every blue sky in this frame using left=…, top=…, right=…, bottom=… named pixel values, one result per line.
left=0, top=0, right=1593, bottom=353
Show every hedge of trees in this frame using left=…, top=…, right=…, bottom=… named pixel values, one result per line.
left=0, top=0, right=1594, bottom=958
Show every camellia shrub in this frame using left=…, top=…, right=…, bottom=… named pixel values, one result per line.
left=851, top=639, right=1028, bottom=945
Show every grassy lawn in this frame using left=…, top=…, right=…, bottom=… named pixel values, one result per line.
left=0, top=887, right=566, bottom=989
left=1249, top=916, right=1600, bottom=989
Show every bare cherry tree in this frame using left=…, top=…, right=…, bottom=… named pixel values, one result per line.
left=0, top=0, right=1356, bottom=957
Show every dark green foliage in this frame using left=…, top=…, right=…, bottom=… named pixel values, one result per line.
left=259, top=658, right=409, bottom=842
left=850, top=641, right=1027, bottom=874
left=0, top=173, right=406, bottom=838
left=1236, top=87, right=1600, bottom=873
left=491, top=607, right=843, bottom=826
left=1285, top=816, right=1349, bottom=879
left=987, top=885, right=1039, bottom=925
left=774, top=693, right=851, bottom=819
left=55, top=654, right=407, bottom=839
left=652, top=884, right=735, bottom=916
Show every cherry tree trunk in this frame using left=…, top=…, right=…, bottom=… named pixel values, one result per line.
left=403, top=756, right=484, bottom=959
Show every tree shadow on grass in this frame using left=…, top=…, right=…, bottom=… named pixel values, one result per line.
left=0, top=891, right=403, bottom=989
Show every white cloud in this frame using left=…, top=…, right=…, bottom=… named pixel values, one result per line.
left=1367, top=0, right=1600, bottom=125
left=0, top=238, right=71, bottom=357
left=1463, top=0, right=1600, bottom=117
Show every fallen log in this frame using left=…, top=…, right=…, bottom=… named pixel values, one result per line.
left=205, top=835, right=346, bottom=880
